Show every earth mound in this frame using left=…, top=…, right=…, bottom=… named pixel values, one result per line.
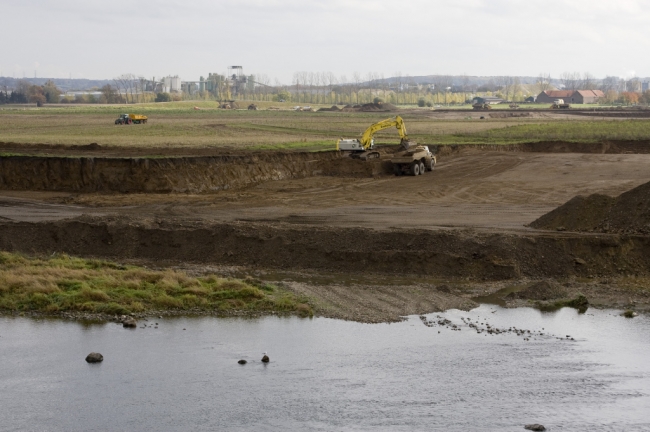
left=341, top=102, right=398, bottom=112
left=530, top=180, right=650, bottom=235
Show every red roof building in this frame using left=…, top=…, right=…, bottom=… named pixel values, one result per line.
left=537, top=90, right=604, bottom=104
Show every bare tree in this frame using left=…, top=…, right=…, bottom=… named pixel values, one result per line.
left=599, top=76, right=620, bottom=93
left=580, top=72, right=596, bottom=90
left=496, top=76, right=514, bottom=100
left=113, top=74, right=138, bottom=103
left=536, top=73, right=552, bottom=93
left=512, top=77, right=521, bottom=101
left=560, top=72, right=580, bottom=90
left=352, top=71, right=361, bottom=104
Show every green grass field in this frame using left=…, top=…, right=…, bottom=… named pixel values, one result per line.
left=0, top=252, right=313, bottom=317
left=1, top=101, right=649, bottom=150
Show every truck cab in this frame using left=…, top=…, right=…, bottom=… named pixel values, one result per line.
left=115, top=114, right=132, bottom=125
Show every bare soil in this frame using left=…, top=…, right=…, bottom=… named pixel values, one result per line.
left=530, top=180, right=650, bottom=235
left=1, top=141, right=650, bottom=321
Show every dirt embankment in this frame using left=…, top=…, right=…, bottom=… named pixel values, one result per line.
left=0, top=152, right=385, bottom=193
left=530, top=180, right=650, bottom=235
left=1, top=217, right=649, bottom=280
left=436, top=140, right=650, bottom=156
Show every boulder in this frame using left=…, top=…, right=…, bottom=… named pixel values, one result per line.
left=524, top=425, right=546, bottom=431
left=238, top=359, right=247, bottom=365
left=261, top=355, right=270, bottom=363
left=85, top=352, right=103, bottom=363
left=122, top=318, right=137, bottom=328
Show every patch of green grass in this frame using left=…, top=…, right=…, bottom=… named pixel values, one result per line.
left=0, top=251, right=313, bottom=317
left=438, top=120, right=650, bottom=145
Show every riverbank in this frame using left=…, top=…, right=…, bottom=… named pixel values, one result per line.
left=0, top=252, right=313, bottom=320
left=3, top=254, right=647, bottom=324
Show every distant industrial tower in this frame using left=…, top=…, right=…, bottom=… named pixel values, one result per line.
left=228, top=66, right=248, bottom=96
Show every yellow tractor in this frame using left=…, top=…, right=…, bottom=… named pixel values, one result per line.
left=336, top=115, right=413, bottom=160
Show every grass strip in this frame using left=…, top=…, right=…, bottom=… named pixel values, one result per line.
left=0, top=252, right=313, bottom=317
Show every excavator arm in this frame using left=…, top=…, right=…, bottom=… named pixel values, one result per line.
left=358, top=115, right=408, bottom=150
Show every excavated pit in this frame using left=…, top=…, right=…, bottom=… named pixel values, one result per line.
left=1, top=216, right=649, bottom=280
left=0, top=152, right=386, bottom=193
left=1, top=140, right=649, bottom=194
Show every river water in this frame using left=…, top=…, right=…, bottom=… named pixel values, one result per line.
left=1, top=305, right=649, bottom=431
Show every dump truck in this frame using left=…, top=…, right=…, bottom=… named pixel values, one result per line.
left=115, top=113, right=148, bottom=124
left=390, top=144, right=436, bottom=176
left=550, top=99, right=570, bottom=109
left=336, top=115, right=413, bottom=160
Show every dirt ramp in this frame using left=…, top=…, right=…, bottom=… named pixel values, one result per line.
left=530, top=180, right=650, bottom=235
left=0, top=152, right=383, bottom=194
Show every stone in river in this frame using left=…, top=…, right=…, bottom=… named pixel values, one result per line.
left=85, top=352, right=103, bottom=363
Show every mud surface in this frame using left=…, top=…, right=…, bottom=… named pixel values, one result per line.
left=2, top=143, right=650, bottom=321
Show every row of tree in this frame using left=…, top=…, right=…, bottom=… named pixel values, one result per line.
left=0, top=80, right=61, bottom=105
left=1, top=72, right=649, bottom=106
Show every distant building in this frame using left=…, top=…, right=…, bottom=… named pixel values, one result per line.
left=162, top=76, right=181, bottom=93
left=643, top=82, right=649, bottom=92
left=536, top=90, right=604, bottom=104
left=536, top=90, right=574, bottom=104
left=574, top=90, right=605, bottom=103
left=525, top=96, right=537, bottom=103
left=472, top=96, right=503, bottom=105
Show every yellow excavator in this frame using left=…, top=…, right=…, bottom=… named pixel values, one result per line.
left=336, top=115, right=414, bottom=160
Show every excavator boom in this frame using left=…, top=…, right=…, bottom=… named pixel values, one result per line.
left=358, top=115, right=408, bottom=150
left=336, top=115, right=414, bottom=160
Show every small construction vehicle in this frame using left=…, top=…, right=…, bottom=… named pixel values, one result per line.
left=550, top=99, right=570, bottom=109
left=115, top=113, right=148, bottom=124
left=390, top=145, right=436, bottom=176
left=472, top=103, right=492, bottom=110
left=336, top=115, right=412, bottom=160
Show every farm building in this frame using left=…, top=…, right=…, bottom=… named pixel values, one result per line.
left=472, top=96, right=503, bottom=105
left=537, top=90, right=604, bottom=104
left=536, top=90, right=574, bottom=104
left=573, top=90, right=605, bottom=104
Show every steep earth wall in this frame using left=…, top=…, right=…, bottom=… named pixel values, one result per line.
left=0, top=153, right=384, bottom=193
left=1, top=217, right=648, bottom=280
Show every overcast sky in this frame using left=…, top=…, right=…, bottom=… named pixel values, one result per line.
left=2, top=0, right=649, bottom=83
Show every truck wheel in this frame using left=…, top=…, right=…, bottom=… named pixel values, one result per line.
left=428, top=159, right=435, bottom=171
left=393, top=164, right=401, bottom=176
left=410, top=162, right=420, bottom=176
left=419, top=162, right=425, bottom=175
left=127, top=119, right=132, bottom=125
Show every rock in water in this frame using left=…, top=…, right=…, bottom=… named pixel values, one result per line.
left=261, top=355, right=270, bottom=363
left=524, top=425, right=546, bottom=431
left=238, top=359, right=247, bottom=365
left=122, top=318, right=137, bottom=328
left=85, top=352, right=103, bottom=363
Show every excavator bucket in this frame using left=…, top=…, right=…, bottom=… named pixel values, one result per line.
left=400, top=139, right=417, bottom=150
